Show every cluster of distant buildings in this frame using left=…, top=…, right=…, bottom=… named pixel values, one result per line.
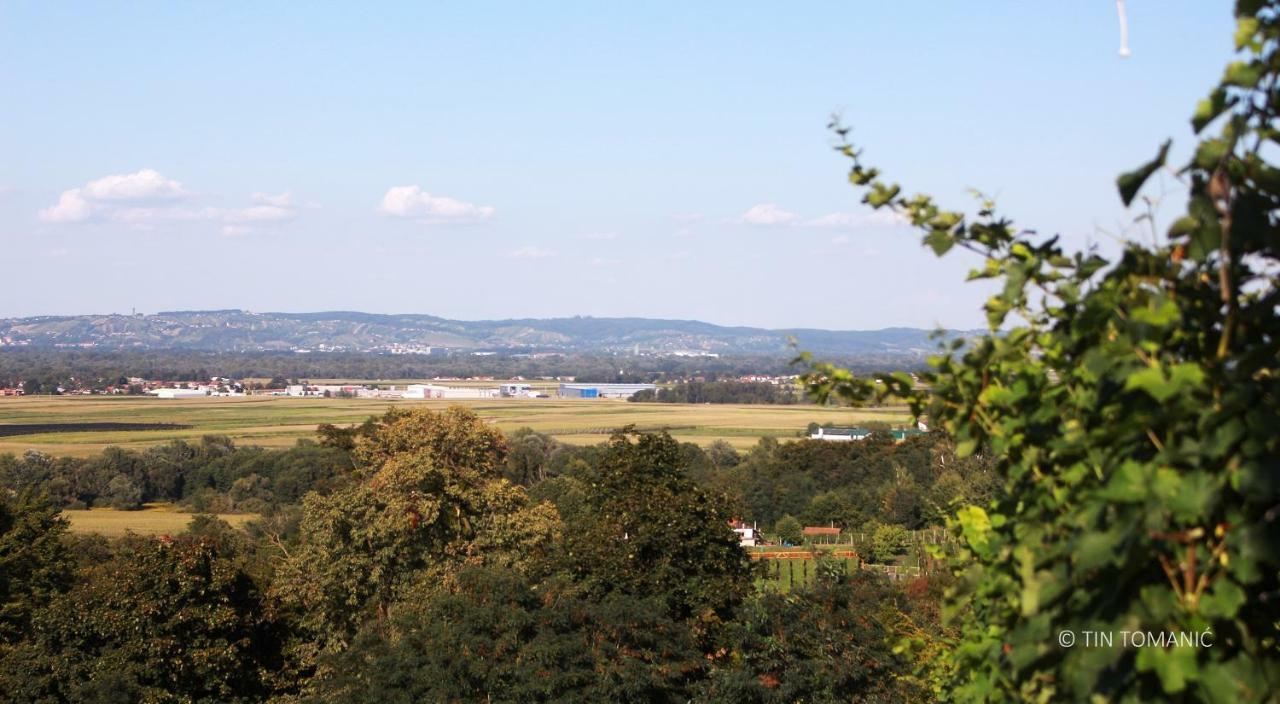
left=276, top=382, right=659, bottom=400
left=729, top=521, right=846, bottom=548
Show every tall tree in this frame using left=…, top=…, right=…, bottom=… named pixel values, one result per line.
left=559, top=430, right=755, bottom=628
left=274, top=407, right=561, bottom=654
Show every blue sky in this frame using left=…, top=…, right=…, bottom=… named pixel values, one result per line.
left=0, top=2, right=1235, bottom=329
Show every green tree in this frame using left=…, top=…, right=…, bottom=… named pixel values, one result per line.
left=314, top=566, right=704, bottom=703
left=0, top=492, right=73, bottom=645
left=559, top=430, right=755, bottom=627
left=0, top=535, right=283, bottom=703
left=801, top=5, right=1280, bottom=699
left=867, top=521, right=910, bottom=564
left=504, top=427, right=563, bottom=486
left=701, top=573, right=919, bottom=703
left=101, top=473, right=143, bottom=510
left=274, top=407, right=561, bottom=654
left=775, top=514, right=803, bottom=545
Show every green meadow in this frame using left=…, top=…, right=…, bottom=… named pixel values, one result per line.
left=0, top=394, right=912, bottom=457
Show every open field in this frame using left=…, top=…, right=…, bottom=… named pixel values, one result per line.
left=0, top=395, right=912, bottom=457
left=63, top=504, right=259, bottom=538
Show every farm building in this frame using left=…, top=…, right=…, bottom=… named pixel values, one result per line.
left=558, top=382, right=657, bottom=399
left=809, top=426, right=926, bottom=443
left=809, top=427, right=873, bottom=442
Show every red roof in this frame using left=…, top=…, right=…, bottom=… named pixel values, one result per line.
left=803, top=526, right=841, bottom=536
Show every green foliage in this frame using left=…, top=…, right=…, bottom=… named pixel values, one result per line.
left=868, top=521, right=910, bottom=564
left=504, top=427, right=566, bottom=486
left=0, top=436, right=353, bottom=511
left=0, top=492, right=73, bottom=646
left=558, top=430, right=755, bottom=627
left=775, top=514, right=803, bottom=545
left=314, top=567, right=704, bottom=703
left=351, top=405, right=509, bottom=471
left=711, top=432, right=997, bottom=531
left=274, top=407, right=561, bottom=653
left=802, top=4, right=1280, bottom=699
left=630, top=380, right=799, bottom=404
left=701, top=573, right=920, bottom=702
left=0, top=534, right=282, bottom=703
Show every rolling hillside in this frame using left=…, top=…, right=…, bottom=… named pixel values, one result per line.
left=0, top=310, right=971, bottom=357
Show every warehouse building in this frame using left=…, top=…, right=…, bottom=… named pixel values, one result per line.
left=558, top=382, right=657, bottom=399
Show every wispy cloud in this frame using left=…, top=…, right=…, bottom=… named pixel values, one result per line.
left=377, top=185, right=494, bottom=223
left=737, top=203, right=801, bottom=226
left=736, top=202, right=906, bottom=229
left=506, top=245, right=554, bottom=259
left=803, top=210, right=905, bottom=228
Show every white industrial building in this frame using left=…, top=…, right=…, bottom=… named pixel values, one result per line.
left=404, top=384, right=498, bottom=400
left=557, top=383, right=657, bottom=399
left=499, top=383, right=535, bottom=397
left=150, top=388, right=209, bottom=399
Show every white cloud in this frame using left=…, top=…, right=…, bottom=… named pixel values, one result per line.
left=590, top=256, right=621, bottom=266
left=506, top=245, right=554, bottom=259
left=81, top=169, right=185, bottom=201
left=38, top=172, right=301, bottom=234
left=583, top=232, right=617, bottom=240
left=804, top=210, right=906, bottom=228
left=48, top=247, right=69, bottom=257
left=738, top=203, right=801, bottom=226
left=41, top=169, right=190, bottom=222
left=377, top=185, right=494, bottom=223
left=39, top=189, right=95, bottom=223
left=831, top=235, right=850, bottom=245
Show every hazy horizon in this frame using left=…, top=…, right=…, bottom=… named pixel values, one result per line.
left=1, top=306, right=986, bottom=334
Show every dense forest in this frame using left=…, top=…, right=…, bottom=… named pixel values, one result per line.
left=0, top=408, right=971, bottom=701
left=630, top=380, right=800, bottom=404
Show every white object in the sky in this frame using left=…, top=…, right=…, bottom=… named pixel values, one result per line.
left=1116, top=0, right=1132, bottom=57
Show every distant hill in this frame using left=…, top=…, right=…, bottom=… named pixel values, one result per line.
left=0, top=310, right=974, bottom=358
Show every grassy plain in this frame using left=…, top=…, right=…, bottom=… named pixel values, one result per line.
left=63, top=503, right=258, bottom=537
left=0, top=394, right=912, bottom=457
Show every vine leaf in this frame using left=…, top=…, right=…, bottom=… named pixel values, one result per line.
left=1117, top=139, right=1172, bottom=206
